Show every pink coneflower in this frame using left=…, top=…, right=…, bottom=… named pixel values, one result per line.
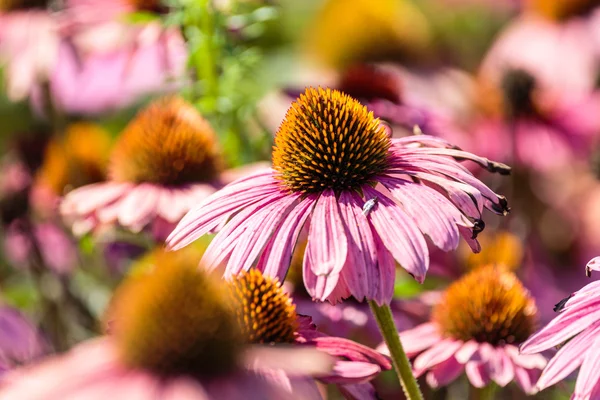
left=0, top=249, right=380, bottom=399
left=381, top=265, right=547, bottom=394
left=520, top=257, right=600, bottom=399
left=167, top=87, right=510, bottom=304
left=60, top=97, right=231, bottom=241
left=227, top=268, right=392, bottom=398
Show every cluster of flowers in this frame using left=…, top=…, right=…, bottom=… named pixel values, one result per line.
left=1, top=0, right=600, bottom=399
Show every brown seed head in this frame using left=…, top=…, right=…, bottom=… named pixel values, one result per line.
left=226, top=269, right=298, bottom=344
left=109, top=97, right=222, bottom=186
left=433, top=265, right=537, bottom=346
left=272, top=87, right=390, bottom=193
left=111, top=249, right=243, bottom=378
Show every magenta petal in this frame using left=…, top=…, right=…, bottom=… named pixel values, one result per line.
left=398, top=323, right=442, bottom=357
left=513, top=366, right=541, bottom=395
left=535, top=320, right=600, bottom=390
left=372, top=236, right=396, bottom=306
left=337, top=191, right=378, bottom=302
left=225, top=194, right=299, bottom=275
left=255, top=195, right=316, bottom=282
left=488, top=347, right=514, bottom=387
left=166, top=173, right=280, bottom=250
left=303, top=189, right=348, bottom=301
left=573, top=334, right=600, bottom=399
left=381, top=177, right=464, bottom=251
left=116, top=184, right=159, bottom=232
left=362, top=186, right=428, bottom=283
left=465, top=361, right=490, bottom=388
left=426, top=356, right=464, bottom=388
left=520, top=298, right=600, bottom=354
left=201, top=192, right=287, bottom=271
left=413, top=339, right=462, bottom=376
left=586, top=257, right=600, bottom=276
left=323, top=361, right=381, bottom=384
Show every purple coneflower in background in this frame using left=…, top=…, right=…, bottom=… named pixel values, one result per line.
left=520, top=257, right=600, bottom=399
left=380, top=265, right=546, bottom=394
left=60, top=96, right=245, bottom=241
left=0, top=306, right=48, bottom=375
left=168, top=87, right=510, bottom=304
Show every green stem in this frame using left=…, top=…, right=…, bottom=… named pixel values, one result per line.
left=469, top=384, right=497, bottom=400
left=369, top=301, right=424, bottom=400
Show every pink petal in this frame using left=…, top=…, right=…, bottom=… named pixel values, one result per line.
left=323, top=361, right=381, bottom=384
left=201, top=192, right=287, bottom=271
left=61, top=182, right=131, bottom=215
left=573, top=335, right=600, bottom=399
left=167, top=173, right=280, bottom=250
left=455, top=341, right=479, bottom=364
left=225, top=194, right=300, bottom=276
left=362, top=186, right=428, bottom=283
left=381, top=177, right=465, bottom=251
left=426, top=356, right=464, bottom=388
left=534, top=321, right=600, bottom=391
left=465, top=361, right=490, bottom=388
left=372, top=234, right=396, bottom=305
left=586, top=257, right=600, bottom=276
left=520, top=298, right=600, bottom=354
left=397, top=323, right=443, bottom=357
left=513, top=366, right=541, bottom=395
left=303, top=189, right=348, bottom=301
left=116, top=184, right=160, bottom=232
left=487, top=347, right=514, bottom=387
left=255, top=195, right=316, bottom=281
left=413, top=339, right=462, bottom=376
left=336, top=192, right=377, bottom=302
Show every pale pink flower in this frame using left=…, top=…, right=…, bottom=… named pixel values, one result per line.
left=0, top=10, right=59, bottom=101
left=60, top=97, right=248, bottom=241
left=168, top=87, right=510, bottom=304
left=380, top=266, right=547, bottom=393
left=520, top=257, right=600, bottom=399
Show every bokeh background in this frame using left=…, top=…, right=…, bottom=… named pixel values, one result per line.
left=1, top=0, right=600, bottom=398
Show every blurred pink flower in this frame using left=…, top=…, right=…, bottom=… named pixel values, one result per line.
left=0, top=10, right=59, bottom=101
left=380, top=266, right=546, bottom=393
left=168, top=87, right=510, bottom=304
left=0, top=306, right=49, bottom=375
left=36, top=24, right=187, bottom=115
left=520, top=257, right=600, bottom=398
left=3, top=220, right=77, bottom=275
left=0, top=339, right=323, bottom=400
left=60, top=97, right=246, bottom=241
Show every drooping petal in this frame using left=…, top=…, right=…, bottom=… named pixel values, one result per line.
left=362, top=186, right=428, bottom=283
left=167, top=173, right=281, bottom=250
left=303, top=189, right=349, bottom=301
left=535, top=320, right=600, bottom=390
left=487, top=347, right=515, bottom=387
left=426, top=356, right=464, bottom=388
left=396, top=323, right=443, bottom=357
left=573, top=335, right=600, bottom=399
left=372, top=234, right=396, bottom=306
left=337, top=383, right=378, bottom=400
left=380, top=176, right=465, bottom=251
left=337, top=191, right=378, bottom=302
left=413, top=339, right=462, bottom=376
left=520, top=297, right=600, bottom=354
left=255, top=195, right=316, bottom=282
left=225, top=194, right=300, bottom=276
left=465, top=361, right=490, bottom=388
left=513, top=366, right=541, bottom=395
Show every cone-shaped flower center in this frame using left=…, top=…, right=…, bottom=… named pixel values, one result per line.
left=37, top=123, right=111, bottom=194
left=433, top=265, right=537, bottom=346
left=273, top=87, right=390, bottom=193
left=109, top=97, right=222, bottom=186
left=501, top=69, right=537, bottom=118
left=111, top=250, right=243, bottom=378
left=227, top=269, right=298, bottom=344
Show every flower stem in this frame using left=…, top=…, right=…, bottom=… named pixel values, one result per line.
left=469, top=384, right=497, bottom=400
left=369, top=301, right=424, bottom=400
